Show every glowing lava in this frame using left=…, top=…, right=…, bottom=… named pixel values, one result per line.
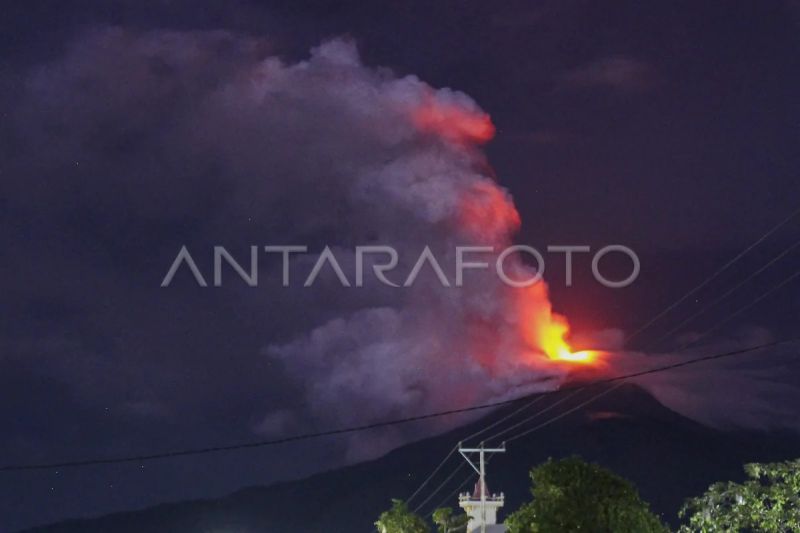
left=551, top=347, right=600, bottom=364
left=538, top=315, right=602, bottom=365
left=514, top=283, right=604, bottom=367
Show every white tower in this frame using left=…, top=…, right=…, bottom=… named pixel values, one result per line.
left=457, top=443, right=506, bottom=533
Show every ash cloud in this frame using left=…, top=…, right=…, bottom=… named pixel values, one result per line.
left=586, top=326, right=800, bottom=432
left=559, top=55, right=657, bottom=93
left=632, top=331, right=800, bottom=431
left=1, top=27, right=568, bottom=464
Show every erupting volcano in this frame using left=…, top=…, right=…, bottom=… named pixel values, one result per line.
left=538, top=317, right=603, bottom=364
left=527, top=290, right=605, bottom=365
left=436, top=102, right=605, bottom=371
left=266, top=40, right=609, bottom=460
left=537, top=313, right=604, bottom=366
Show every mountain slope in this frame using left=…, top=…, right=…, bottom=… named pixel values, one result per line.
left=22, top=384, right=800, bottom=532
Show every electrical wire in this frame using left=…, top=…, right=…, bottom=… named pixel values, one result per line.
left=406, top=393, right=548, bottom=506
left=1, top=337, right=797, bottom=473
left=504, top=382, right=627, bottom=444
left=411, top=462, right=467, bottom=514
left=483, top=387, right=585, bottom=444
left=650, top=239, right=800, bottom=349
left=486, top=270, right=800, bottom=446
left=678, top=269, right=800, bottom=351
left=460, top=393, right=548, bottom=446
left=406, top=335, right=798, bottom=513
left=624, top=206, right=800, bottom=345
left=409, top=334, right=789, bottom=509
left=405, top=448, right=456, bottom=506
left=426, top=472, right=477, bottom=518
left=410, top=222, right=800, bottom=510
left=406, top=393, right=551, bottom=509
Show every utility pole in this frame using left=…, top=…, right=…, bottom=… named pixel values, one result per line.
left=458, top=442, right=505, bottom=533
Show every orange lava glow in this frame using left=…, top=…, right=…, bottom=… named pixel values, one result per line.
left=537, top=312, right=602, bottom=365
left=516, top=283, right=604, bottom=367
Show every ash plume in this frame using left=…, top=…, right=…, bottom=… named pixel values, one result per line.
left=2, top=28, right=572, bottom=462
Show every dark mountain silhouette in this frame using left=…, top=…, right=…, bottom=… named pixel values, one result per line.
left=22, top=383, right=800, bottom=532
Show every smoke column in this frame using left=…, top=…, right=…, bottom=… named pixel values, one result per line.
left=9, top=28, right=795, bottom=467
left=257, top=39, right=589, bottom=459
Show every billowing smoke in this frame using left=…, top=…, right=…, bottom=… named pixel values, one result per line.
left=2, top=27, right=576, bottom=462
left=237, top=38, right=579, bottom=458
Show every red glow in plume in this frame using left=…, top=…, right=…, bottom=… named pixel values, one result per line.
left=457, top=174, right=601, bottom=368
left=458, top=181, right=522, bottom=241
left=412, top=99, right=496, bottom=144
left=413, top=97, right=603, bottom=371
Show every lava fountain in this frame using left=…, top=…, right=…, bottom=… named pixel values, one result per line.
left=514, top=272, right=605, bottom=368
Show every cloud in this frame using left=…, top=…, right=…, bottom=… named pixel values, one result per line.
left=617, top=328, right=800, bottom=431
left=252, top=409, right=296, bottom=437
left=559, top=55, right=657, bottom=92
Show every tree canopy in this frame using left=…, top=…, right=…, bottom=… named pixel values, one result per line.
left=506, top=456, right=668, bottom=533
left=679, top=458, right=800, bottom=532
left=432, top=507, right=470, bottom=533
left=375, top=499, right=430, bottom=533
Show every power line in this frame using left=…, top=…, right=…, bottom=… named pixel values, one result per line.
left=405, top=448, right=457, bottom=506
left=410, top=307, right=800, bottom=515
left=504, top=382, right=626, bottom=444
left=477, top=263, right=800, bottom=449
left=412, top=382, right=634, bottom=513
left=411, top=358, right=633, bottom=505
left=650, top=238, right=800, bottom=350
left=624, top=206, right=800, bottom=345
left=483, top=387, right=585, bottom=444
left=420, top=455, right=496, bottom=517
left=410, top=222, right=800, bottom=510
left=412, top=389, right=587, bottom=512
left=1, top=337, right=797, bottom=473
left=409, top=212, right=800, bottom=509
left=460, top=393, right=548, bottom=447
left=409, top=391, right=573, bottom=511
left=484, top=271, right=800, bottom=446
left=406, top=389, right=549, bottom=506
left=416, top=383, right=621, bottom=514
left=406, top=390, right=550, bottom=506
left=421, top=331, right=790, bottom=508
left=411, top=323, right=800, bottom=510
left=426, top=472, right=477, bottom=518
left=678, top=269, right=800, bottom=351
left=411, top=462, right=467, bottom=514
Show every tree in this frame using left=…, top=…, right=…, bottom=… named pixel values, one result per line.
left=432, top=507, right=469, bottom=533
left=375, top=499, right=430, bottom=533
left=679, top=458, right=800, bottom=532
left=506, top=456, right=668, bottom=533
